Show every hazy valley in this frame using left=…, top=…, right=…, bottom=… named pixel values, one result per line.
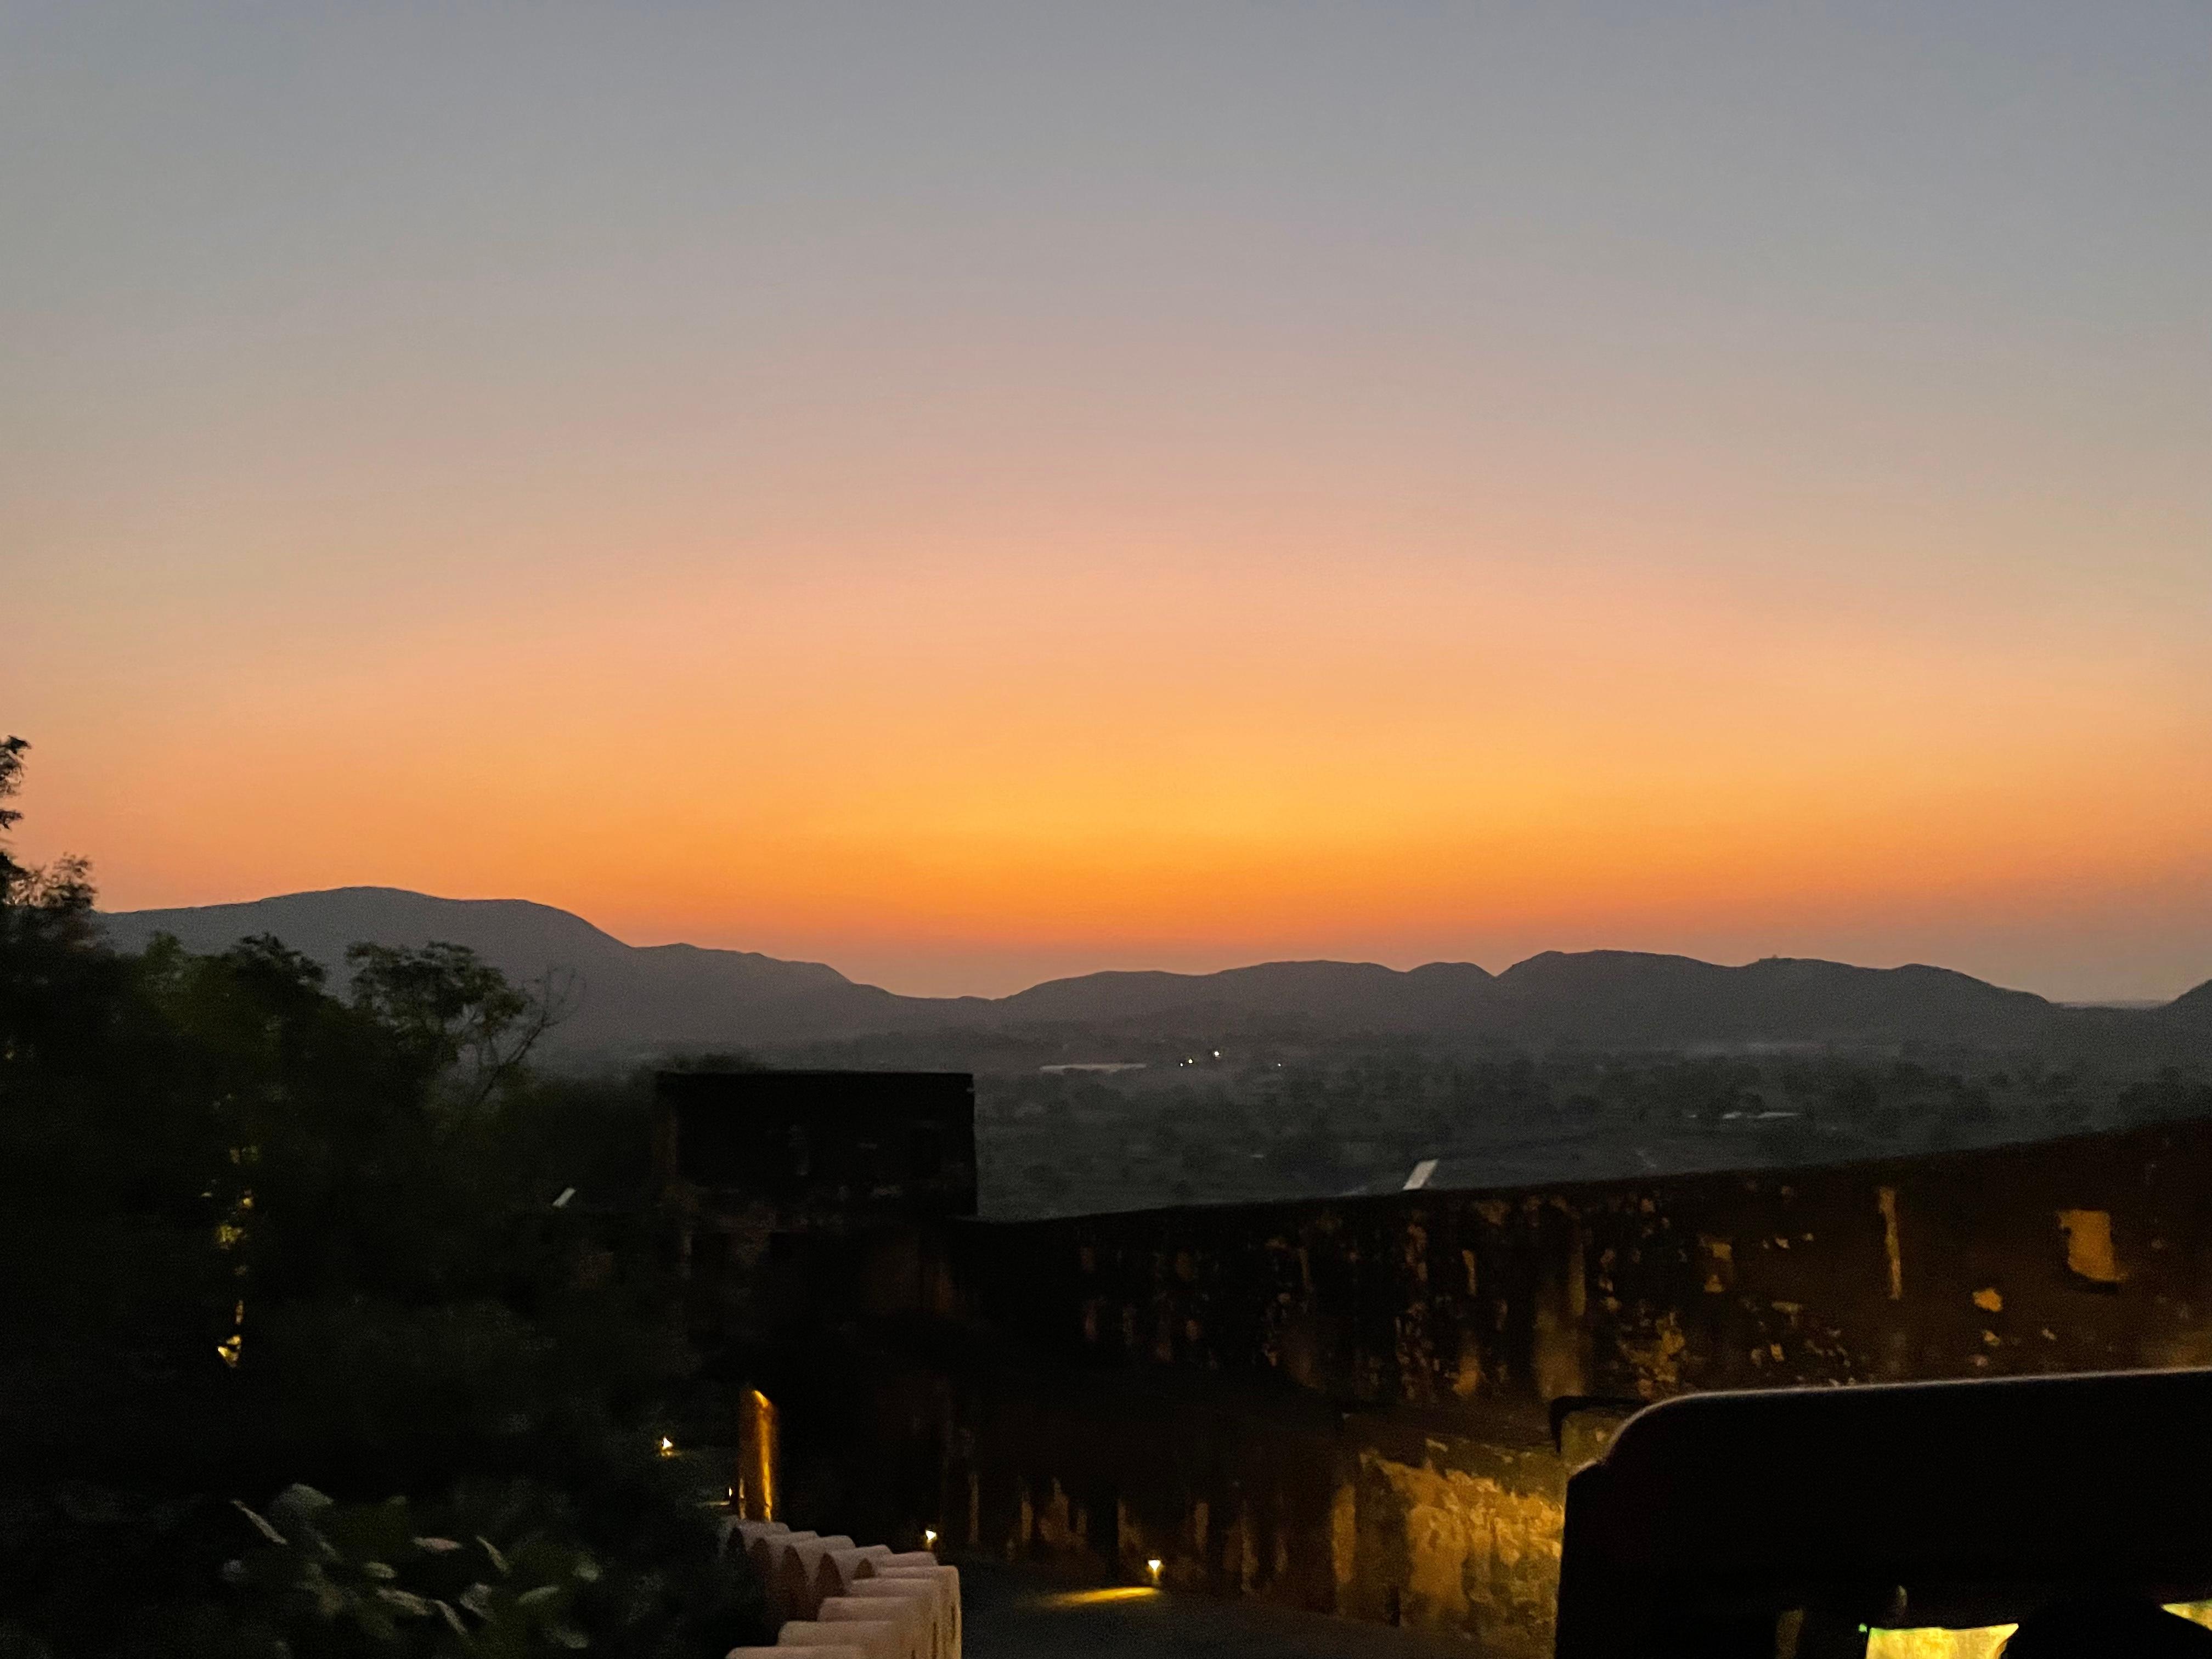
left=103, top=887, right=2212, bottom=1219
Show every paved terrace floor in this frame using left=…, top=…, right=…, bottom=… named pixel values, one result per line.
left=960, top=1561, right=1476, bottom=1659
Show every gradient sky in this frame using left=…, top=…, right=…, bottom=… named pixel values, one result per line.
left=5, top=2, right=2209, bottom=1001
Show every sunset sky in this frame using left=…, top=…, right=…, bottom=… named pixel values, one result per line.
left=5, top=3, right=2209, bottom=1001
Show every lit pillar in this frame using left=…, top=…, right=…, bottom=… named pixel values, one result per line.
left=736, top=1387, right=780, bottom=1521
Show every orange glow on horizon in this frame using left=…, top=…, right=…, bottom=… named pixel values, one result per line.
left=14, top=522, right=2209, bottom=1002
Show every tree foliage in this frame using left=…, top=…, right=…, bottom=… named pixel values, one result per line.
left=0, top=742, right=762, bottom=1658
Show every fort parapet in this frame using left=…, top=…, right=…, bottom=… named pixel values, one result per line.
left=665, top=1074, right=2212, bottom=1658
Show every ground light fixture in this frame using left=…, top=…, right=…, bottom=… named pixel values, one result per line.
left=1146, top=1559, right=1163, bottom=1584
left=923, top=1529, right=938, bottom=1548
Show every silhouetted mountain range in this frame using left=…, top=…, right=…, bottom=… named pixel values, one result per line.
left=100, top=887, right=2212, bottom=1059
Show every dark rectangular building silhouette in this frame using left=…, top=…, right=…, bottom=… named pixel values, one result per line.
left=657, top=1070, right=978, bottom=1340
left=655, top=1069, right=978, bottom=1228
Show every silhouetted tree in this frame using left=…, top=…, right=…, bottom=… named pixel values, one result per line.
left=0, top=742, right=762, bottom=1658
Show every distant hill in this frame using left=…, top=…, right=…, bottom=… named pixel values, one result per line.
left=98, top=887, right=2205, bottom=1060
left=989, top=959, right=1497, bottom=1030
left=98, top=888, right=952, bottom=1053
left=2163, top=978, right=2212, bottom=1027
left=1483, top=950, right=2055, bottom=1046
left=986, top=950, right=2069, bottom=1048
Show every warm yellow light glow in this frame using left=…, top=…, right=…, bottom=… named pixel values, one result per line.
left=1046, top=1588, right=1160, bottom=1607
left=1866, top=1626, right=2016, bottom=1659
left=1867, top=1608, right=2212, bottom=1659
left=923, top=1529, right=938, bottom=1548
left=1146, top=1558, right=1163, bottom=1583
left=738, top=1389, right=780, bottom=1521
left=657, top=1435, right=676, bottom=1457
left=215, top=1299, right=246, bottom=1367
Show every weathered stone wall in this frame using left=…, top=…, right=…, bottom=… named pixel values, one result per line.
left=909, top=1117, right=2212, bottom=1649
left=955, top=1116, right=2212, bottom=1401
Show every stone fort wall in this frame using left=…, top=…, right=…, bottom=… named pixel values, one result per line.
left=872, top=1116, right=2212, bottom=1655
